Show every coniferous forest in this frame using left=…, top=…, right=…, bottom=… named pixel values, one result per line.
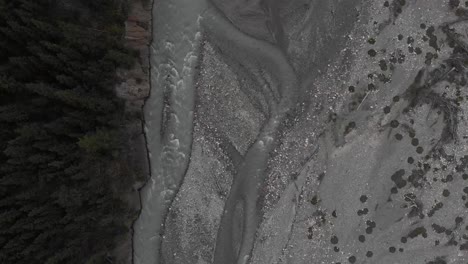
left=0, top=0, right=140, bottom=263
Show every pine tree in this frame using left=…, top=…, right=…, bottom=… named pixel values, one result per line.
left=0, top=0, right=136, bottom=263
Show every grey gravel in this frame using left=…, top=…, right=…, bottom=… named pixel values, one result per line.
left=134, top=1, right=468, bottom=263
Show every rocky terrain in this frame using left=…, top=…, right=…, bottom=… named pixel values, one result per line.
left=134, top=0, right=468, bottom=263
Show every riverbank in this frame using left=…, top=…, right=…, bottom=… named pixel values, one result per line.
left=113, top=0, right=153, bottom=263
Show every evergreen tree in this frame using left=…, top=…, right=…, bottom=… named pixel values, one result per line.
left=0, top=0, right=138, bottom=263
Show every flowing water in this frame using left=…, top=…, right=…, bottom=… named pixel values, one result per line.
left=135, top=1, right=468, bottom=263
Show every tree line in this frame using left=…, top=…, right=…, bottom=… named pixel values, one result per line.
left=0, top=0, right=140, bottom=263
